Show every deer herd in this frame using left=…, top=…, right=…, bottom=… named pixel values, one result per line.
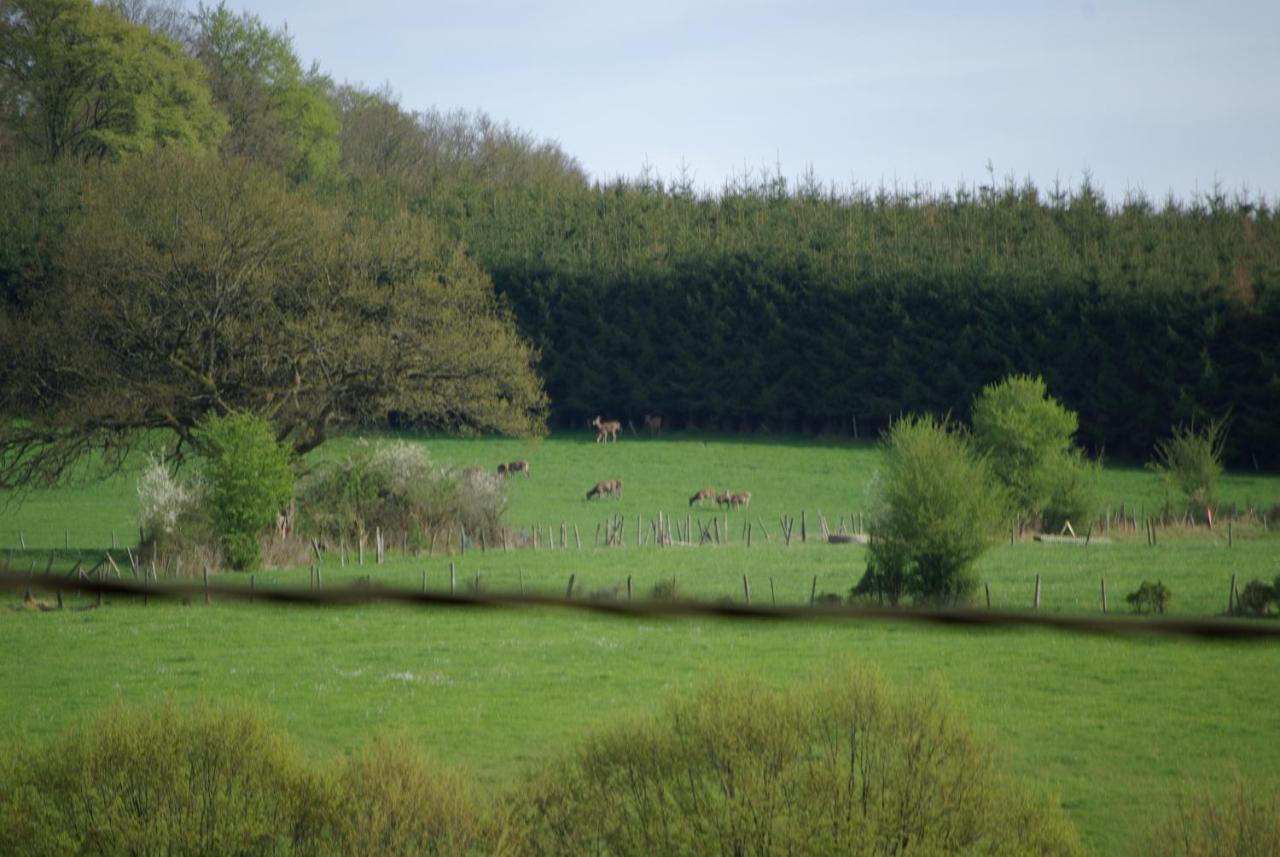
left=463, top=415, right=753, bottom=511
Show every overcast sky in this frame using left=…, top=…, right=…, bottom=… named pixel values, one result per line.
left=234, top=0, right=1279, bottom=201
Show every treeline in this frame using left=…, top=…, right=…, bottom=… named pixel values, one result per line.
left=388, top=170, right=1280, bottom=465
left=3, top=1, right=1278, bottom=469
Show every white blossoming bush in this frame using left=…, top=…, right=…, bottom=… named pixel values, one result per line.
left=135, top=455, right=219, bottom=571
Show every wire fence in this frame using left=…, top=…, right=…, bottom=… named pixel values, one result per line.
left=3, top=570, right=1278, bottom=641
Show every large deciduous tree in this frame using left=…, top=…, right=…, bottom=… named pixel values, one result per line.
left=0, top=0, right=225, bottom=161
left=0, top=152, right=546, bottom=488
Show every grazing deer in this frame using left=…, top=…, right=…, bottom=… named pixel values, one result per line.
left=586, top=479, right=623, bottom=500
left=496, top=463, right=508, bottom=476
left=729, top=491, right=752, bottom=510
left=592, top=416, right=621, bottom=443
left=715, top=490, right=733, bottom=508
left=643, top=414, right=664, bottom=434
left=507, top=460, right=530, bottom=477
left=689, top=487, right=717, bottom=507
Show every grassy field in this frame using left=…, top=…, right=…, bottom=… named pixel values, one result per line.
left=2, top=431, right=1279, bottom=856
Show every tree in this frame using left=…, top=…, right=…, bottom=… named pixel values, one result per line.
left=0, top=0, right=225, bottom=161
left=192, top=3, right=338, bottom=183
left=193, top=410, right=293, bottom=569
left=971, top=374, right=1095, bottom=527
left=0, top=152, right=547, bottom=489
left=1149, top=417, right=1228, bottom=518
left=864, top=414, right=1005, bottom=605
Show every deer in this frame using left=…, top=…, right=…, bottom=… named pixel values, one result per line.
left=729, top=491, right=752, bottom=510
left=592, top=416, right=621, bottom=443
left=586, top=479, right=623, bottom=500
left=496, top=463, right=508, bottom=476
left=689, top=487, right=717, bottom=507
left=715, top=490, right=733, bottom=508
left=643, top=414, right=663, bottom=434
left=506, top=460, right=530, bottom=477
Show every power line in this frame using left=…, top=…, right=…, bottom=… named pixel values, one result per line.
left=3, top=571, right=1277, bottom=641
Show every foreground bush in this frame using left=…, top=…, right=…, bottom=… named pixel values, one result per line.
left=1137, top=777, right=1280, bottom=856
left=321, top=735, right=505, bottom=856
left=517, top=667, right=1083, bottom=856
left=0, top=701, right=320, bottom=856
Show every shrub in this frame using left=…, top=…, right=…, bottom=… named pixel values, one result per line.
left=971, top=374, right=1098, bottom=528
left=1136, top=776, right=1280, bottom=856
left=193, top=411, right=295, bottom=570
left=867, top=414, right=1006, bottom=605
left=321, top=735, right=499, bottom=856
left=1149, top=417, right=1228, bottom=518
left=136, top=454, right=221, bottom=570
left=1238, top=579, right=1278, bottom=616
left=297, top=441, right=506, bottom=552
left=648, top=577, right=681, bottom=600
left=517, top=667, right=1083, bottom=856
left=1127, top=580, right=1172, bottom=614
left=0, top=700, right=321, bottom=856
left=1040, top=449, right=1103, bottom=533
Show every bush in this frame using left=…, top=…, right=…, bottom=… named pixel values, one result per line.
left=517, top=667, right=1083, bottom=856
left=193, top=411, right=295, bottom=570
left=1149, top=417, right=1228, bottom=518
left=1238, top=579, right=1278, bottom=616
left=648, top=577, right=681, bottom=600
left=971, top=374, right=1098, bottom=528
left=0, top=701, right=321, bottom=856
left=867, top=414, right=1006, bottom=605
left=1136, top=776, right=1280, bottom=856
left=321, top=735, right=500, bottom=856
left=1127, top=580, right=1172, bottom=614
left=136, top=454, right=221, bottom=571
left=1040, top=449, right=1103, bottom=533
left=297, top=441, right=506, bottom=552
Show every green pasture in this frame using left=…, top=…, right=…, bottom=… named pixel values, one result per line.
left=2, top=432, right=1279, bottom=856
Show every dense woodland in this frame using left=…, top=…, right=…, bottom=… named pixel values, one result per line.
left=3, top=0, right=1278, bottom=477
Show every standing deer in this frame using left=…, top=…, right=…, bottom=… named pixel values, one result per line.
left=729, top=491, right=752, bottom=510
left=643, top=414, right=664, bottom=434
left=496, top=463, right=508, bottom=476
left=592, top=416, right=621, bottom=443
left=715, top=490, right=732, bottom=508
left=507, top=460, right=530, bottom=477
left=689, top=487, right=717, bottom=507
left=586, top=479, right=623, bottom=500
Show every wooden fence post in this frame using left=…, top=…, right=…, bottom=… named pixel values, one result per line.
left=810, top=576, right=817, bottom=606
left=566, top=574, right=576, bottom=598
left=204, top=567, right=210, bottom=604
left=770, top=577, right=776, bottom=607
left=1228, top=574, right=1238, bottom=614
left=801, top=510, right=807, bottom=543
left=1033, top=574, right=1041, bottom=610
left=1100, top=578, right=1107, bottom=613
left=450, top=562, right=456, bottom=594
left=742, top=575, right=751, bottom=606
left=984, top=581, right=991, bottom=609
left=626, top=575, right=632, bottom=601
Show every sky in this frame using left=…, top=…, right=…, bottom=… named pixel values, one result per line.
left=234, top=0, right=1280, bottom=201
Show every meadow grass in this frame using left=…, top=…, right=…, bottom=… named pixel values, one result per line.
left=2, top=431, right=1278, bottom=856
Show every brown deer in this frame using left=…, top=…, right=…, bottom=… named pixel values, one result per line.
left=592, top=416, right=621, bottom=443
left=586, top=479, right=623, bottom=500
left=729, top=491, right=752, bottom=510
left=715, top=490, right=733, bottom=508
left=643, top=414, right=664, bottom=434
left=506, top=460, right=530, bottom=477
left=496, top=463, right=508, bottom=476
left=689, top=487, right=717, bottom=507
